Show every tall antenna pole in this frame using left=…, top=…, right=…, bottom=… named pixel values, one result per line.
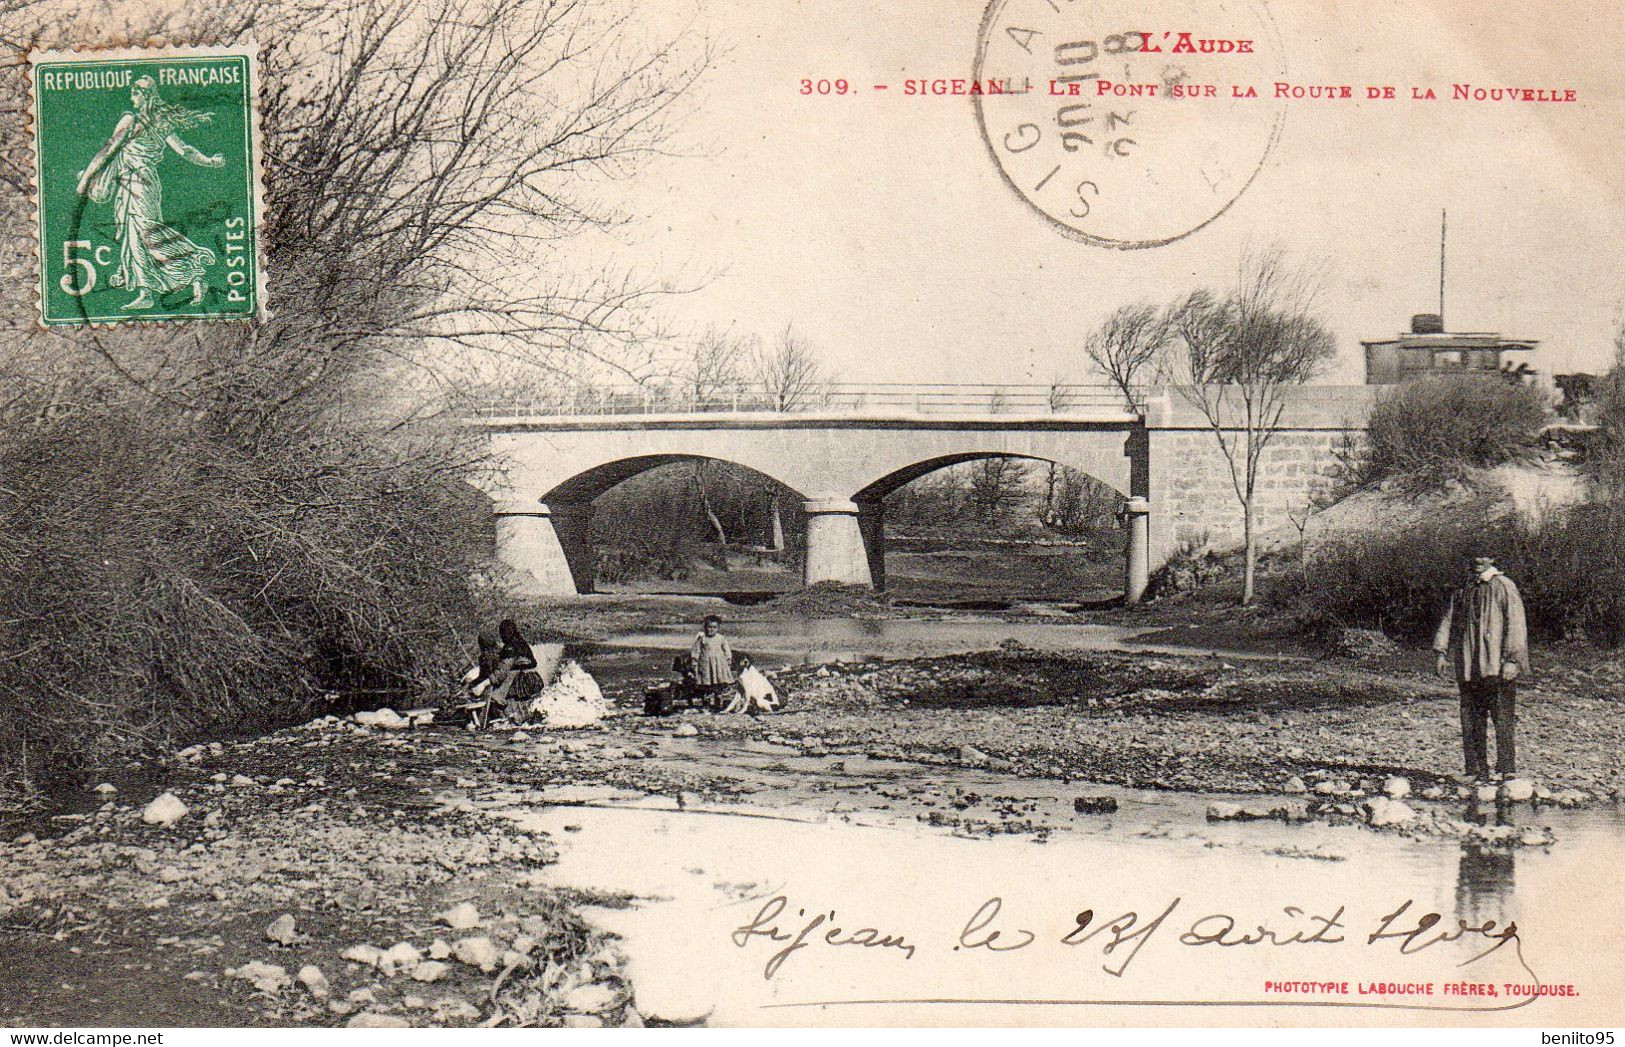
left=1439, top=209, right=1447, bottom=324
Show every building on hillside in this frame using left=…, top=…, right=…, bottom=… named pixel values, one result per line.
left=1362, top=313, right=1538, bottom=385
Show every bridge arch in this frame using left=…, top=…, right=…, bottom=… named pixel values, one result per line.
left=842, top=451, right=1139, bottom=595
left=494, top=453, right=806, bottom=595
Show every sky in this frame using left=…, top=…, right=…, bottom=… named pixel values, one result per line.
left=596, top=0, right=1625, bottom=388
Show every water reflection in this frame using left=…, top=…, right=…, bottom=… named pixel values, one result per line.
left=1455, top=842, right=1516, bottom=928
left=1464, top=793, right=1519, bottom=827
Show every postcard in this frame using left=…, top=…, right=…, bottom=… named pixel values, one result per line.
left=1, top=0, right=1621, bottom=1032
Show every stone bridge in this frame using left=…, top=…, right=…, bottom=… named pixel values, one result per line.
left=470, top=384, right=1376, bottom=603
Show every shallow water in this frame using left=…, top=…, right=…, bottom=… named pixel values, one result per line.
left=499, top=746, right=1625, bottom=1027
left=576, top=617, right=1299, bottom=690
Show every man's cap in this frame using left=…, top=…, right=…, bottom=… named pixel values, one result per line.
left=1473, top=555, right=1496, bottom=567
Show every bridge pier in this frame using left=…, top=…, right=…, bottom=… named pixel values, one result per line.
left=802, top=498, right=873, bottom=588
left=857, top=499, right=887, bottom=591
left=494, top=500, right=597, bottom=595
left=1122, top=496, right=1150, bottom=606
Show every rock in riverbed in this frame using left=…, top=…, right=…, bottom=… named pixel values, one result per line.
left=297, top=965, right=329, bottom=1000
left=225, top=960, right=289, bottom=995
left=452, top=936, right=500, bottom=972
left=141, top=792, right=189, bottom=826
left=265, top=914, right=300, bottom=946
left=1363, top=797, right=1417, bottom=827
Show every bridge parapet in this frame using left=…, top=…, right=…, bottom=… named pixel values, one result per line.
left=464, top=382, right=1142, bottom=422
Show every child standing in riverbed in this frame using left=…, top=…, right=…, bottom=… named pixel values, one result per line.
left=691, top=615, right=736, bottom=711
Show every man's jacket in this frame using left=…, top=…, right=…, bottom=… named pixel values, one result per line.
left=1432, top=571, right=1531, bottom=682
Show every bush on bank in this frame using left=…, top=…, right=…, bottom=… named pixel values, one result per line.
left=1276, top=502, right=1625, bottom=646
left=0, top=407, right=488, bottom=804
left=1357, top=375, right=1546, bottom=490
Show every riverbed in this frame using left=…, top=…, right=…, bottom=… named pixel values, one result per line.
left=495, top=729, right=1625, bottom=1027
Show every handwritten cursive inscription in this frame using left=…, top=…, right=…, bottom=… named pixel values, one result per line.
left=731, top=895, right=917, bottom=980
left=731, top=894, right=1537, bottom=990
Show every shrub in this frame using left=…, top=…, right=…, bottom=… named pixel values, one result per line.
left=0, top=407, right=487, bottom=802
left=1279, top=502, right=1625, bottom=646
left=1582, top=350, right=1625, bottom=493
left=1359, top=375, right=1546, bottom=489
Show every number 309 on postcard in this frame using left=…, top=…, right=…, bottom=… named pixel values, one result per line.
left=28, top=43, right=264, bottom=326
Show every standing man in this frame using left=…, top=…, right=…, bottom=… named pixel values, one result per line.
left=1434, top=555, right=1530, bottom=783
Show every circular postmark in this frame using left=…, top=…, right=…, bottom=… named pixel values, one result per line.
left=973, top=0, right=1287, bottom=249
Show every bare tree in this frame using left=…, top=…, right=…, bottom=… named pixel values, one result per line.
left=1044, top=465, right=1119, bottom=535
left=1166, top=247, right=1337, bottom=604
left=681, top=328, right=755, bottom=410
left=1084, top=302, right=1170, bottom=406
left=0, top=0, right=710, bottom=794
left=754, top=324, right=831, bottom=411
left=968, top=456, right=1031, bottom=524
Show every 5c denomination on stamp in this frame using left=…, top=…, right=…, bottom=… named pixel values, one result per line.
left=29, top=43, right=264, bottom=325
left=973, top=0, right=1287, bottom=249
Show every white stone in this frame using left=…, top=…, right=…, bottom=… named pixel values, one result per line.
left=225, top=960, right=289, bottom=995
left=672, top=723, right=699, bottom=738
left=297, top=965, right=330, bottom=1000
left=266, top=913, right=299, bottom=945
left=428, top=938, right=451, bottom=960
left=1282, top=775, right=1307, bottom=794
left=355, top=708, right=410, bottom=730
left=411, top=961, right=450, bottom=983
left=93, top=782, right=117, bottom=795
left=564, top=982, right=619, bottom=1013
left=347, top=1014, right=410, bottom=1028
left=141, top=792, right=189, bottom=826
left=381, top=942, right=422, bottom=972
left=341, top=944, right=384, bottom=967
left=1364, top=797, right=1418, bottom=827
left=438, top=902, right=481, bottom=929
left=1499, top=778, right=1536, bottom=802
left=1382, top=776, right=1411, bottom=800
left=452, top=936, right=500, bottom=972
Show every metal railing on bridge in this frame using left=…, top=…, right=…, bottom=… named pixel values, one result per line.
left=464, top=382, right=1144, bottom=419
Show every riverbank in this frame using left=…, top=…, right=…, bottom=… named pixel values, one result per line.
left=4, top=635, right=1620, bottom=1027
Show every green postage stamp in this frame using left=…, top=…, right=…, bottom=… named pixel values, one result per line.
left=28, top=44, right=264, bottom=325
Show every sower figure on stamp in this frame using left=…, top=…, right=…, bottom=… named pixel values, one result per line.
left=1433, top=555, right=1530, bottom=784
left=75, top=75, right=223, bottom=309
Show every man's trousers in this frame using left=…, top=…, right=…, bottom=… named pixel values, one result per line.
left=1459, top=676, right=1517, bottom=779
